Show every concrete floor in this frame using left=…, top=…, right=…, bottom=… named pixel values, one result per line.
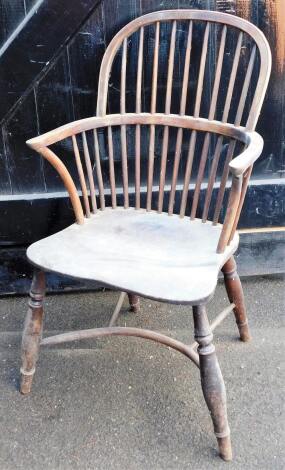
left=0, top=276, right=284, bottom=470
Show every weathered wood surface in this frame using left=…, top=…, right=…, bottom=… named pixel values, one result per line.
left=40, top=325, right=200, bottom=366
left=1, top=227, right=283, bottom=296
left=0, top=0, right=283, bottom=251
left=0, top=181, right=283, bottom=246
left=192, top=304, right=232, bottom=460
left=0, top=1, right=283, bottom=302
left=27, top=208, right=239, bottom=304
left=222, top=256, right=251, bottom=342
left=20, top=269, right=45, bottom=394
left=26, top=110, right=264, bottom=253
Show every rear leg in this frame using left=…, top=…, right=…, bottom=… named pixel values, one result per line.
left=127, top=294, right=140, bottom=313
left=222, top=256, right=251, bottom=342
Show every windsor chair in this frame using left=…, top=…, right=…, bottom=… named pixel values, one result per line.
left=20, top=10, right=271, bottom=462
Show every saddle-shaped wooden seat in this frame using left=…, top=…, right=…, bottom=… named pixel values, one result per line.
left=27, top=207, right=239, bottom=304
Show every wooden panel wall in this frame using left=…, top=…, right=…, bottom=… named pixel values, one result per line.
left=0, top=0, right=38, bottom=47
left=0, top=0, right=284, bottom=245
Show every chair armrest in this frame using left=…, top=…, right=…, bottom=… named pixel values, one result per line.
left=229, top=130, right=264, bottom=176
left=27, top=136, right=85, bottom=225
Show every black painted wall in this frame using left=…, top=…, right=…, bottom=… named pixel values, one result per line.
left=0, top=0, right=284, bottom=291
left=0, top=0, right=38, bottom=48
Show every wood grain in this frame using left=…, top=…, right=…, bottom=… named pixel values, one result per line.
left=27, top=8, right=270, bottom=255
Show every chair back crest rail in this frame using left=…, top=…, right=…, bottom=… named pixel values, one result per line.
left=27, top=10, right=271, bottom=254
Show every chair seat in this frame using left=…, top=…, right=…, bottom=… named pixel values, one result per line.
left=27, top=207, right=239, bottom=304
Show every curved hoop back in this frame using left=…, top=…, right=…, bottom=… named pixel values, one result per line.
left=97, top=10, right=271, bottom=131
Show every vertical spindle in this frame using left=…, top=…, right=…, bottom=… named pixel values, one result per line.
left=121, top=37, right=129, bottom=208
left=202, top=31, right=243, bottom=222
left=82, top=131, right=97, bottom=213
left=72, top=134, right=91, bottom=217
left=180, top=22, right=210, bottom=217
left=93, top=129, right=105, bottom=210
left=158, top=20, right=177, bottom=213
left=135, top=27, right=144, bottom=209
left=213, top=44, right=256, bottom=224
left=191, top=24, right=227, bottom=220
left=147, top=22, right=160, bottom=211
left=168, top=21, right=193, bottom=215
left=107, top=126, right=117, bottom=208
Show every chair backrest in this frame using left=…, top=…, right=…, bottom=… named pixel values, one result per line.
left=97, top=10, right=271, bottom=130
left=94, top=10, right=270, bottom=231
left=28, top=10, right=271, bottom=253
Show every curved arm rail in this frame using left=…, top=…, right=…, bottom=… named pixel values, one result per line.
left=39, top=146, right=84, bottom=224
left=229, top=131, right=263, bottom=176
left=27, top=112, right=262, bottom=160
left=26, top=113, right=264, bottom=239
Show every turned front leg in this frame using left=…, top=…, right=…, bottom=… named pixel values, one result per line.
left=127, top=294, right=140, bottom=313
left=20, top=270, right=46, bottom=394
left=222, top=256, right=251, bottom=342
left=193, top=305, right=232, bottom=461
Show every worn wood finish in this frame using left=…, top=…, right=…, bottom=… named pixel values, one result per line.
left=72, top=134, right=91, bottom=218
left=127, top=293, right=140, bottom=313
left=107, top=126, right=117, bottom=209
left=180, top=22, right=210, bottom=219
left=22, top=9, right=272, bottom=462
left=27, top=113, right=259, bottom=149
left=27, top=112, right=264, bottom=251
left=1, top=2, right=281, bottom=253
left=36, top=145, right=85, bottom=225
left=213, top=43, right=258, bottom=225
left=229, top=166, right=253, bottom=242
left=190, top=303, right=235, bottom=352
left=2, top=229, right=283, bottom=296
left=93, top=129, right=105, bottom=210
left=120, top=37, right=129, bottom=209
left=193, top=304, right=232, bottom=461
left=82, top=131, right=97, bottom=213
left=222, top=256, right=251, bottom=342
left=40, top=325, right=200, bottom=367
left=97, top=10, right=271, bottom=123
left=158, top=20, right=176, bottom=213
left=109, top=291, right=126, bottom=327
left=27, top=208, right=239, bottom=304
left=147, top=21, right=159, bottom=212
left=167, top=17, right=192, bottom=216
left=95, top=8, right=270, bottom=230
left=217, top=175, right=242, bottom=253
left=135, top=26, right=144, bottom=209
left=20, top=269, right=45, bottom=394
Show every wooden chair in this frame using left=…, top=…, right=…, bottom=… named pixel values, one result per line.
left=20, top=10, right=271, bottom=461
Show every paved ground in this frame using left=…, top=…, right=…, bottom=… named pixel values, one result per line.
left=0, top=275, right=284, bottom=470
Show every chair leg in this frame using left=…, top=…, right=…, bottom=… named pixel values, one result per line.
left=193, top=304, right=232, bottom=461
left=222, top=256, right=251, bottom=342
left=127, top=293, right=140, bottom=313
left=20, top=270, right=46, bottom=394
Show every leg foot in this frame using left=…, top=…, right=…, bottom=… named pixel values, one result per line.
left=193, top=305, right=232, bottom=461
left=20, top=270, right=45, bottom=394
left=222, top=256, right=251, bottom=342
left=217, top=435, right=233, bottom=461
left=20, top=369, right=35, bottom=395
left=127, top=294, right=140, bottom=313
